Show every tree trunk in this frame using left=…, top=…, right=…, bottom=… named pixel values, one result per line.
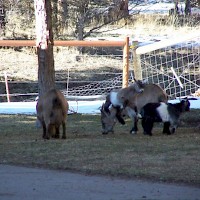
left=34, top=0, right=55, bottom=97
left=75, top=15, right=85, bottom=53
left=52, top=0, right=59, bottom=37
left=185, top=0, right=191, bottom=15
left=174, top=0, right=179, bottom=15
left=58, top=0, right=68, bottom=35
left=76, top=16, right=84, bottom=41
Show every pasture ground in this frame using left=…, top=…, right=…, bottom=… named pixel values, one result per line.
left=0, top=110, right=200, bottom=187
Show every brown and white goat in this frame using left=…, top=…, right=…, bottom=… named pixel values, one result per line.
left=101, top=80, right=168, bottom=134
left=36, top=89, right=69, bottom=139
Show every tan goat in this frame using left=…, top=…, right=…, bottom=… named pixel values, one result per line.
left=36, top=89, right=69, bottom=139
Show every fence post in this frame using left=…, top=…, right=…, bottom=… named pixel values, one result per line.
left=4, top=72, right=10, bottom=102
left=132, top=41, right=142, bottom=80
left=122, top=37, right=129, bottom=88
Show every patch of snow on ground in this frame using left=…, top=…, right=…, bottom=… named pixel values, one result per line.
left=129, top=2, right=200, bottom=15
left=0, top=101, right=104, bottom=115
left=0, top=98, right=199, bottom=115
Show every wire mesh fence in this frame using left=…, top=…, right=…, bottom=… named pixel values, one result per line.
left=136, top=34, right=200, bottom=99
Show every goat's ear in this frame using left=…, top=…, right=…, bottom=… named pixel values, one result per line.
left=134, top=78, right=145, bottom=88
left=133, top=77, right=137, bottom=82
left=100, top=103, right=105, bottom=112
left=101, top=104, right=109, bottom=117
left=185, top=98, right=190, bottom=105
left=181, top=97, right=189, bottom=101
left=101, top=103, right=110, bottom=117
left=180, top=97, right=190, bottom=105
left=132, top=79, right=144, bottom=93
left=180, top=99, right=185, bottom=104
left=180, top=98, right=190, bottom=106
left=101, top=103, right=106, bottom=114
left=184, top=97, right=189, bottom=103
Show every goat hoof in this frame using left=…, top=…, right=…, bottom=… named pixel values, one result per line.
left=43, top=136, right=50, bottom=140
left=143, top=132, right=152, bottom=136
left=62, top=135, right=66, bottom=139
left=171, top=128, right=176, bottom=134
left=163, top=131, right=171, bottom=135
left=130, top=130, right=137, bottom=135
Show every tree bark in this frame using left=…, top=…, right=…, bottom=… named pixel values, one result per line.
left=34, top=0, right=55, bottom=97
left=58, top=0, right=68, bottom=35
left=185, top=0, right=191, bottom=15
left=52, top=0, right=59, bottom=37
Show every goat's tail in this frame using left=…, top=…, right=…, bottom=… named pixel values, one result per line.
left=52, top=97, right=62, bottom=108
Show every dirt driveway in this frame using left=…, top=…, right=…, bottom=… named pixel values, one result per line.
left=0, top=164, right=200, bottom=200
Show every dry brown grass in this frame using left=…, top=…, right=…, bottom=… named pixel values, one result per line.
left=1, top=15, right=200, bottom=82
left=0, top=48, right=38, bottom=81
left=0, top=47, right=122, bottom=81
left=0, top=111, right=200, bottom=186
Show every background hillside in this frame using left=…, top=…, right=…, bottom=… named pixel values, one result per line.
left=0, top=0, right=200, bottom=101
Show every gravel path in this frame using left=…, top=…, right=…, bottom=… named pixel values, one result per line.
left=0, top=165, right=200, bottom=200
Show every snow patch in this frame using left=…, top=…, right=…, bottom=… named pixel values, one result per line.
left=0, top=98, right=199, bottom=115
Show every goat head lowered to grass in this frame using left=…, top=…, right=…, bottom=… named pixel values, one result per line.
left=100, top=79, right=168, bottom=134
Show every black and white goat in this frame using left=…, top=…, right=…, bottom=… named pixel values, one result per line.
left=140, top=99, right=190, bottom=136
